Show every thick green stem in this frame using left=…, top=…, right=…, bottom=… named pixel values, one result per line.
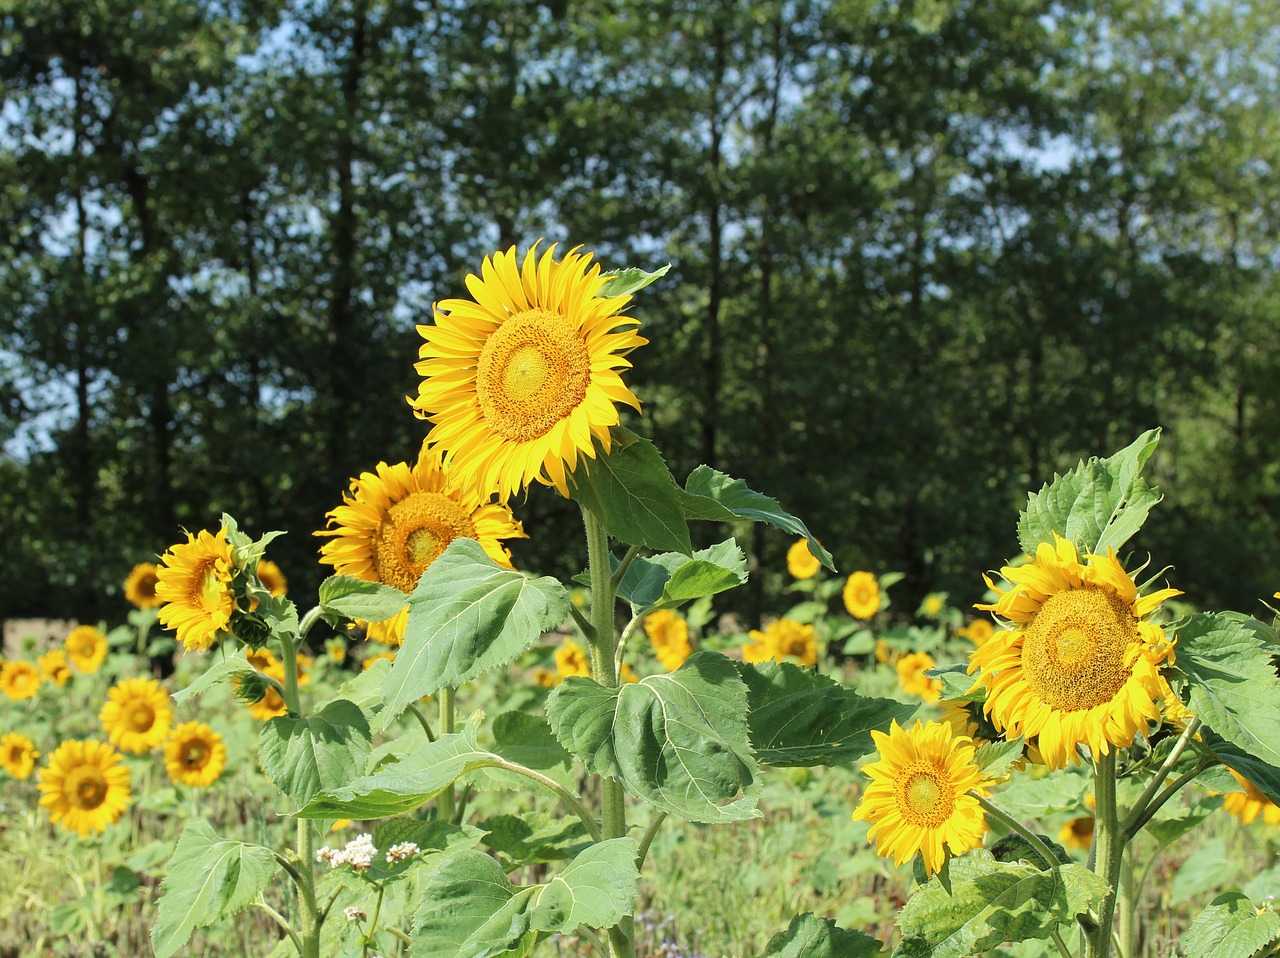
left=277, top=628, right=319, bottom=957
left=1116, top=849, right=1135, bottom=958
left=1085, top=750, right=1123, bottom=958
left=437, top=686, right=457, bottom=823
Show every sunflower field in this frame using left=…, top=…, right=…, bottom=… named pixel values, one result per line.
left=4, top=245, right=1280, bottom=958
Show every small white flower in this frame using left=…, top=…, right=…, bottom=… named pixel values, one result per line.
left=343, top=833, right=378, bottom=871
left=385, top=841, right=420, bottom=864
left=316, top=846, right=342, bottom=866
left=343, top=906, right=367, bottom=922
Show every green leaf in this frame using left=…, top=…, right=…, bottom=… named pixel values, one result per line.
left=1199, top=730, right=1280, bottom=808
left=491, top=711, right=572, bottom=772
left=894, top=854, right=1110, bottom=958
left=371, top=818, right=487, bottom=857
left=757, top=913, right=884, bottom=958
left=614, top=539, right=748, bottom=611
left=380, top=538, right=571, bottom=729
left=546, top=651, right=761, bottom=822
left=258, top=699, right=372, bottom=809
left=151, top=822, right=279, bottom=958
left=410, top=840, right=639, bottom=958
left=1017, top=428, right=1162, bottom=556
left=973, top=738, right=1026, bottom=779
left=478, top=812, right=591, bottom=866
left=1172, top=838, right=1230, bottom=904
left=1182, top=893, right=1280, bottom=958
left=928, top=665, right=984, bottom=703
left=986, top=770, right=1087, bottom=820
left=569, top=428, right=692, bottom=554
left=297, top=716, right=499, bottom=819
left=1178, top=613, right=1280, bottom=770
left=317, top=574, right=408, bottom=627
left=171, top=651, right=257, bottom=704
left=597, top=263, right=670, bottom=297
left=680, top=465, right=835, bottom=570
left=735, top=660, right=916, bottom=767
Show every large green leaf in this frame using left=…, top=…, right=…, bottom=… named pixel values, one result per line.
left=410, top=840, right=639, bottom=958
left=614, top=539, right=748, bottom=611
left=569, top=427, right=692, bottom=554
left=894, top=854, right=1110, bottom=958
left=478, top=812, right=592, bottom=866
left=258, top=699, right=372, bottom=809
left=979, top=768, right=1087, bottom=820
left=680, top=465, right=834, bottom=570
left=546, top=651, right=761, bottom=822
left=317, top=574, right=408, bottom=627
left=736, top=661, right=915, bottom=767
left=1016, top=429, right=1162, bottom=556
left=380, top=538, right=571, bottom=729
left=1178, top=613, right=1280, bottom=770
left=151, top=822, right=279, bottom=958
left=1181, top=893, right=1280, bottom=958
left=757, top=914, right=883, bottom=958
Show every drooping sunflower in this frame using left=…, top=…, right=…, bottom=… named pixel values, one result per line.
left=643, top=609, right=692, bottom=671
left=554, top=640, right=591, bottom=680
left=255, top=560, right=288, bottom=597
left=411, top=243, right=647, bottom=501
left=843, top=572, right=881, bottom=620
left=742, top=618, right=818, bottom=668
left=241, top=664, right=289, bottom=721
left=852, top=719, right=994, bottom=875
left=0, top=661, right=40, bottom=701
left=1, top=732, right=39, bottom=779
left=37, top=739, right=132, bottom=836
left=1219, top=769, right=1280, bottom=826
left=164, top=721, right=227, bottom=788
left=786, top=539, right=820, bottom=580
left=897, top=651, right=942, bottom=703
left=123, top=562, right=163, bottom=609
left=38, top=649, right=72, bottom=687
left=99, top=677, right=173, bottom=754
left=968, top=533, right=1182, bottom=771
left=65, top=625, right=108, bottom=674
left=361, top=608, right=410, bottom=648
left=315, top=445, right=525, bottom=646
left=155, top=527, right=236, bottom=652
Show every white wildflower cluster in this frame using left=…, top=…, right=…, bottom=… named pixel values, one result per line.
left=343, top=906, right=366, bottom=923
left=385, top=841, right=420, bottom=865
left=316, top=833, right=378, bottom=870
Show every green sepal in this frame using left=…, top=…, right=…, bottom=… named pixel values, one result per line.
left=258, top=699, right=372, bottom=810
left=615, top=539, right=747, bottom=612
left=1181, top=892, right=1280, bottom=958
left=597, top=263, right=670, bottom=297
left=379, top=538, right=571, bottom=730
left=546, top=651, right=761, bottom=822
left=569, top=427, right=692, bottom=554
left=756, top=913, right=884, bottom=958
left=409, top=840, right=640, bottom=958
left=1016, top=428, right=1162, bottom=556
left=735, top=660, right=915, bottom=767
left=680, top=465, right=835, bottom=570
left=151, top=821, right=279, bottom=958
left=317, top=574, right=408, bottom=628
left=220, top=512, right=286, bottom=573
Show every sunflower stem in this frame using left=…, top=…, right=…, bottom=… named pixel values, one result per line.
left=1121, top=717, right=1200, bottom=838
left=975, top=795, right=1062, bottom=870
left=1085, top=749, right=1123, bottom=958
left=274, top=629, right=320, bottom=957
left=610, top=545, right=641, bottom=590
left=437, top=686, right=456, bottom=823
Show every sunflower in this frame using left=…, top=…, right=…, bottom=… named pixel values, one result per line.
left=1058, top=816, right=1095, bottom=852
left=326, top=637, right=348, bottom=664
left=361, top=608, right=410, bottom=648
left=65, top=625, right=108, bottom=674
left=1, top=732, right=39, bottom=780
left=256, top=560, right=288, bottom=597
left=958, top=619, right=995, bottom=646
left=164, top=722, right=227, bottom=788
left=38, top=739, right=132, bottom=836
left=531, top=666, right=558, bottom=688
left=123, top=562, right=163, bottom=609
left=920, top=593, right=947, bottom=617
left=1, top=661, right=40, bottom=700
left=1219, top=769, right=1280, bottom=826
left=968, top=533, right=1182, bottom=771
left=742, top=619, right=818, bottom=668
left=897, top=651, right=942, bottom=703
left=852, top=719, right=994, bottom=875
left=554, top=640, right=591, bottom=680
left=39, top=649, right=72, bottom=687
left=643, top=609, right=692, bottom=671
left=843, top=572, right=881, bottom=620
left=316, top=444, right=525, bottom=606
left=786, top=539, right=820, bottom=580
left=155, top=527, right=236, bottom=652
left=411, top=243, right=647, bottom=501
left=100, top=677, right=173, bottom=754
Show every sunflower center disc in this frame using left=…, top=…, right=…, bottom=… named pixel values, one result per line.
left=128, top=705, right=155, bottom=732
left=185, top=744, right=208, bottom=768
left=897, top=764, right=953, bottom=827
left=68, top=768, right=108, bottom=810
left=374, top=492, right=479, bottom=593
left=475, top=309, right=591, bottom=442
left=1021, top=586, right=1138, bottom=712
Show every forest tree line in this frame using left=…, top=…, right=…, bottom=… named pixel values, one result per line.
left=2, top=0, right=1277, bottom=626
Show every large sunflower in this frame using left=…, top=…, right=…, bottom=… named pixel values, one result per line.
left=38, top=739, right=132, bottom=836
left=411, top=243, right=647, bottom=501
left=165, top=721, right=227, bottom=788
left=968, top=533, right=1182, bottom=770
left=155, top=528, right=236, bottom=651
left=0, top=661, right=40, bottom=700
left=123, top=562, right=163, bottom=609
left=100, top=677, right=173, bottom=754
left=853, top=719, right=993, bottom=875
left=1, top=732, right=39, bottom=780
left=65, top=625, right=108, bottom=674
